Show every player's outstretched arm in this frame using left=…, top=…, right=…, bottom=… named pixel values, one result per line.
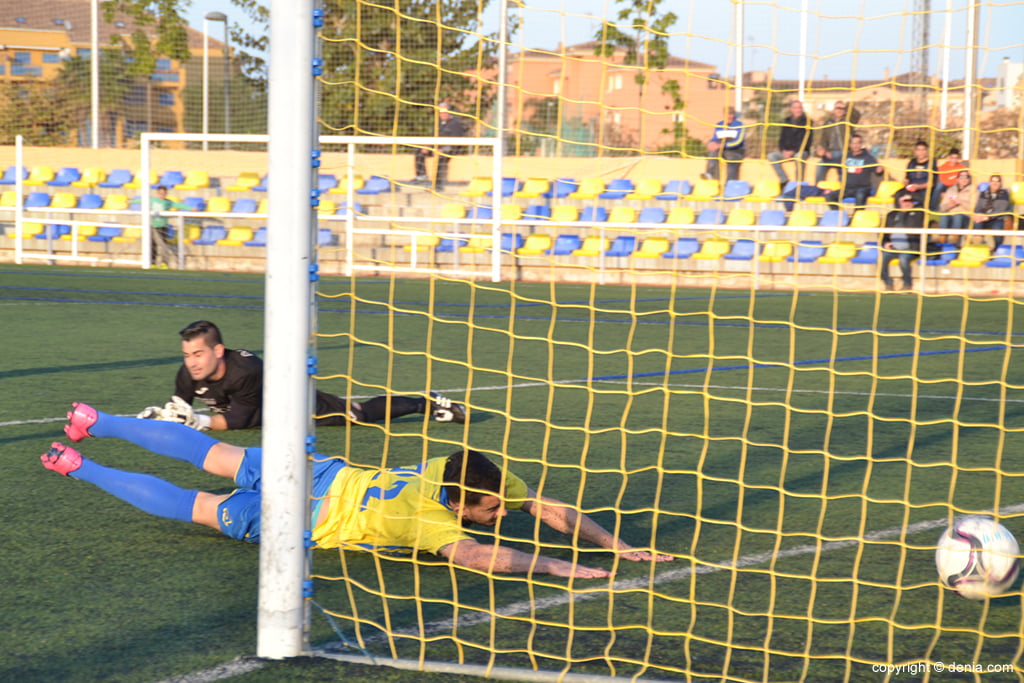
left=521, top=490, right=674, bottom=563
left=440, top=539, right=611, bottom=579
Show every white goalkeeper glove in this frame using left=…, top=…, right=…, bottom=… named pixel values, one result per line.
left=138, top=396, right=211, bottom=430
left=137, top=405, right=164, bottom=420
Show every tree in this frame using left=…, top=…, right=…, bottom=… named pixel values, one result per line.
left=52, top=54, right=135, bottom=146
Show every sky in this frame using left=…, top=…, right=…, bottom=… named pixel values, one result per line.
left=184, top=0, right=1024, bottom=80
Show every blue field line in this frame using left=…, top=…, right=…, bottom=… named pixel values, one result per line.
left=584, top=345, right=1012, bottom=383
left=0, top=285, right=264, bottom=301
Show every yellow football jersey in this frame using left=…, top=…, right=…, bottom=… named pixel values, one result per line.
left=311, top=456, right=528, bottom=555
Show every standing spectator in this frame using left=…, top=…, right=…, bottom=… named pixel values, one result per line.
left=412, top=103, right=467, bottom=191
left=937, top=169, right=974, bottom=243
left=972, top=174, right=1012, bottom=248
left=130, top=186, right=190, bottom=266
left=813, top=100, right=861, bottom=183
left=767, top=100, right=814, bottom=184
left=825, top=134, right=883, bottom=210
left=702, top=107, right=746, bottom=183
left=937, top=147, right=968, bottom=188
left=879, top=193, right=925, bottom=292
left=902, top=140, right=940, bottom=210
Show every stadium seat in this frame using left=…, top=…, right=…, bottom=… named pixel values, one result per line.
left=252, top=175, right=269, bottom=192
left=0, top=190, right=16, bottom=207
left=317, top=228, right=335, bottom=247
left=572, top=235, right=610, bottom=257
left=334, top=201, right=365, bottom=217
left=805, top=180, right=840, bottom=203
left=547, top=178, right=579, bottom=198
left=818, top=241, right=858, bottom=264
left=524, top=205, right=552, bottom=222
left=218, top=227, right=256, bottom=247
left=637, top=207, right=667, bottom=225
left=232, top=198, right=259, bottom=214
left=819, top=209, right=850, bottom=227
left=125, top=171, right=158, bottom=189
left=33, top=224, right=71, bottom=239
left=696, top=208, right=725, bottom=225
left=662, top=237, right=700, bottom=259
left=73, top=167, right=106, bottom=188
left=687, top=179, right=720, bottom=201
left=666, top=207, right=696, bottom=225
left=192, top=225, right=228, bottom=245
left=183, top=196, right=207, bottom=212
left=102, top=194, right=130, bottom=211
left=725, top=208, right=756, bottom=226
left=759, top=240, right=794, bottom=262
left=626, top=178, right=664, bottom=201
left=868, top=180, right=904, bottom=205
left=25, top=192, right=51, bottom=208
left=257, top=198, right=270, bottom=214
left=458, top=234, right=493, bottom=253
left=50, top=192, right=78, bottom=209
left=98, top=169, right=134, bottom=188
left=747, top=179, right=782, bottom=202
left=317, top=174, right=339, bottom=192
left=514, top=178, right=549, bottom=199
left=758, top=209, right=787, bottom=226
left=691, top=238, right=731, bottom=260
left=328, top=174, right=365, bottom=195
left=568, top=177, right=606, bottom=200
left=656, top=179, right=692, bottom=200
left=176, top=171, right=210, bottom=191
left=468, top=205, right=493, bottom=221
left=47, top=167, right=82, bottom=187
left=722, top=179, right=751, bottom=200
left=225, top=171, right=261, bottom=192
left=20, top=222, right=45, bottom=237
left=244, top=227, right=268, bottom=247
left=605, top=235, right=637, bottom=257
left=205, top=196, right=233, bottom=214
left=440, top=203, right=466, bottom=220
left=155, top=171, right=185, bottom=188
left=550, top=205, right=580, bottom=223
left=606, top=206, right=637, bottom=225
left=599, top=178, right=635, bottom=199
left=949, top=244, right=991, bottom=267
left=403, top=233, right=441, bottom=252
left=580, top=206, right=609, bottom=225
left=435, top=237, right=467, bottom=252
left=850, top=210, right=882, bottom=228
left=849, top=241, right=880, bottom=264
left=923, top=243, right=958, bottom=266
left=517, top=233, right=553, bottom=255
left=498, top=232, right=525, bottom=253
left=1011, top=181, right=1024, bottom=206
left=787, top=240, right=827, bottom=262
left=23, top=166, right=55, bottom=186
left=549, top=234, right=583, bottom=255
left=633, top=236, right=671, bottom=258
left=986, top=245, right=1024, bottom=268
left=488, top=177, right=519, bottom=197
left=0, top=165, right=27, bottom=185
left=87, top=226, right=124, bottom=242
left=459, top=176, right=492, bottom=198
left=786, top=209, right=818, bottom=227
left=501, top=203, right=523, bottom=221
left=317, top=199, right=337, bottom=215
left=723, top=238, right=757, bottom=260
left=77, top=193, right=103, bottom=210
left=355, top=175, right=391, bottom=195
left=61, top=224, right=99, bottom=241
left=112, top=227, right=142, bottom=242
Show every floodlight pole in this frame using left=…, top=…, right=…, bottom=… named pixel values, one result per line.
left=205, top=12, right=228, bottom=149
left=91, top=0, right=98, bottom=148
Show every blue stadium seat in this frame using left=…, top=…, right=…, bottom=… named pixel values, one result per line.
left=192, top=225, right=228, bottom=245
left=245, top=227, right=268, bottom=247
left=849, top=241, right=880, bottom=264
left=87, top=226, right=124, bottom=242
left=985, top=244, right=1024, bottom=267
left=599, top=179, right=635, bottom=199
left=656, top=179, right=692, bottom=200
left=355, top=175, right=391, bottom=195
left=662, top=237, right=700, bottom=259
left=317, top=228, right=334, bottom=247
left=524, top=205, right=551, bottom=222
left=637, top=207, right=667, bottom=224
left=469, top=205, right=493, bottom=221
left=723, top=239, right=757, bottom=260
left=605, top=235, right=637, bottom=257
left=0, top=166, right=27, bottom=185
left=183, top=197, right=207, bottom=212
left=787, top=240, right=827, bottom=262
left=580, top=206, right=608, bottom=224
left=924, top=243, right=958, bottom=266
left=722, top=179, right=751, bottom=200
left=436, top=237, right=468, bottom=252
left=819, top=210, right=850, bottom=227
left=549, top=234, right=582, bottom=255
left=759, top=209, right=787, bottom=226
left=499, top=232, right=525, bottom=252
left=34, top=224, right=71, bottom=239
left=318, top=174, right=339, bottom=192
left=546, top=178, right=578, bottom=199
left=77, top=193, right=104, bottom=210
left=25, top=192, right=51, bottom=208
left=252, top=175, right=269, bottom=192
left=155, top=171, right=185, bottom=188
left=47, top=167, right=82, bottom=187
left=98, top=169, right=133, bottom=188
left=696, top=208, right=725, bottom=225
left=486, top=177, right=520, bottom=197
left=334, top=201, right=365, bottom=216
left=232, top=198, right=259, bottom=213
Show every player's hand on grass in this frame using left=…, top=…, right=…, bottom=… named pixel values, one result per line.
left=615, top=543, right=675, bottom=563
left=160, top=396, right=211, bottom=431
left=544, top=559, right=611, bottom=579
left=136, top=405, right=165, bottom=420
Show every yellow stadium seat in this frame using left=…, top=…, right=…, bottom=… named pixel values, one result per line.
left=205, top=196, right=233, bottom=213
left=513, top=177, right=549, bottom=198
left=1, top=191, right=17, bottom=207
left=317, top=199, right=337, bottom=215
left=459, top=177, right=493, bottom=198
left=50, top=192, right=78, bottom=209
left=572, top=235, right=609, bottom=256
left=868, top=180, right=905, bottom=205
left=224, top=172, right=261, bottom=192
left=440, top=203, right=466, bottom=219
left=634, top=236, right=671, bottom=258
left=185, top=224, right=204, bottom=242
left=818, top=241, right=858, bottom=264
left=625, top=178, right=664, bottom=201
left=102, top=194, right=130, bottom=211
left=21, top=222, right=45, bottom=237
left=747, top=179, right=782, bottom=202
left=176, top=170, right=210, bottom=191
left=691, top=238, right=731, bottom=260
left=517, top=233, right=552, bottom=255
left=501, top=203, right=522, bottom=221
left=403, top=233, right=441, bottom=252
left=1011, top=181, right=1024, bottom=205
left=72, top=167, right=106, bottom=188
left=607, top=206, right=637, bottom=224
left=687, top=179, right=720, bottom=201
left=787, top=209, right=818, bottom=227
left=850, top=209, right=882, bottom=228
left=550, top=205, right=579, bottom=223
left=759, top=240, right=794, bottom=262
left=61, top=224, right=99, bottom=241
left=726, top=208, right=756, bottom=226
left=567, top=177, right=606, bottom=200
left=124, top=171, right=158, bottom=190
left=949, top=244, right=991, bottom=267
left=330, top=174, right=365, bottom=195
left=460, top=234, right=493, bottom=253
left=23, top=166, right=55, bottom=186
left=217, top=227, right=255, bottom=246
left=805, top=180, right=840, bottom=203
left=257, top=198, right=270, bottom=214
left=666, top=207, right=695, bottom=225
left=113, top=227, right=142, bottom=242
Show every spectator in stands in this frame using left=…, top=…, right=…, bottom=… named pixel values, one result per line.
left=131, top=186, right=190, bottom=266
left=879, top=192, right=925, bottom=292
left=824, top=134, right=883, bottom=210
left=412, top=103, right=467, bottom=191
left=937, top=147, right=968, bottom=189
left=767, top=100, right=814, bottom=184
left=813, top=100, right=861, bottom=183
left=702, top=107, right=746, bottom=183
left=972, top=174, right=1012, bottom=248
left=937, top=169, right=974, bottom=243
left=902, top=140, right=940, bottom=210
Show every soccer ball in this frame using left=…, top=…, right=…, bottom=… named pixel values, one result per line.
left=935, top=516, right=1020, bottom=600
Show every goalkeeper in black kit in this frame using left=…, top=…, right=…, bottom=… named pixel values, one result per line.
left=138, top=320, right=465, bottom=431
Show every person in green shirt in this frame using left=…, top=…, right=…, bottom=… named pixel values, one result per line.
left=131, top=185, right=190, bottom=265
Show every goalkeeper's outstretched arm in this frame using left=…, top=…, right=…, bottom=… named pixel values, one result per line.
left=440, top=539, right=612, bottom=578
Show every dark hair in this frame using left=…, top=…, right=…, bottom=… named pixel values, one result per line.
left=443, top=449, right=504, bottom=506
left=156, top=185, right=168, bottom=192
left=179, top=320, right=223, bottom=347
left=914, top=140, right=928, bottom=149
left=948, top=147, right=961, bottom=156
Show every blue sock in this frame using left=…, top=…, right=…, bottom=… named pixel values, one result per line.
left=91, top=413, right=218, bottom=470
left=72, top=459, right=198, bottom=523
